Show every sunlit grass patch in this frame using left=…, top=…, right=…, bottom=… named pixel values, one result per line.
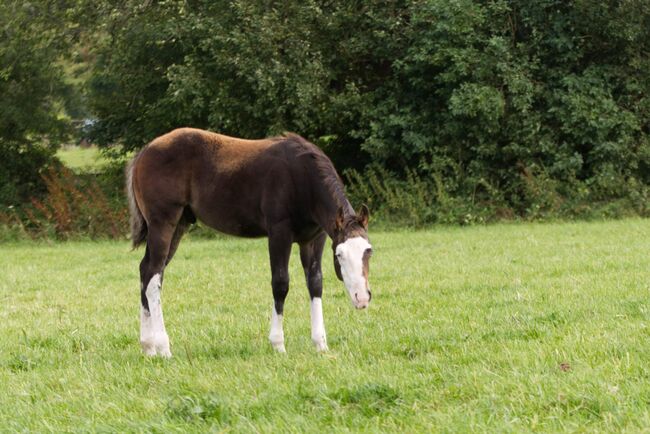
left=56, top=145, right=109, bottom=172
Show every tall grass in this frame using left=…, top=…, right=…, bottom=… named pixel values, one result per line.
left=344, top=166, right=496, bottom=227
left=344, top=164, right=650, bottom=227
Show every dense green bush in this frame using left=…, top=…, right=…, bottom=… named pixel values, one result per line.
left=0, top=1, right=78, bottom=207
left=1, top=1, right=648, bottom=229
left=0, top=142, right=59, bottom=208
left=85, top=0, right=650, bottom=222
left=371, top=0, right=650, bottom=220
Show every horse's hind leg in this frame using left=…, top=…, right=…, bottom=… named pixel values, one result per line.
left=165, top=209, right=194, bottom=266
left=139, top=219, right=178, bottom=357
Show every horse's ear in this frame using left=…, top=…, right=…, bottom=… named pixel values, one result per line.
left=357, top=204, right=370, bottom=229
left=335, top=206, right=345, bottom=231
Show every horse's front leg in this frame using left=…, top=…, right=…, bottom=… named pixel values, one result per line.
left=268, top=225, right=292, bottom=353
left=300, top=232, right=328, bottom=352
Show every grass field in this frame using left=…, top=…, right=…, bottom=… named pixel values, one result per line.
left=1, top=219, right=650, bottom=432
left=56, top=146, right=109, bottom=172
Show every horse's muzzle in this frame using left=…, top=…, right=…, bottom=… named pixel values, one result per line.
left=354, top=290, right=371, bottom=309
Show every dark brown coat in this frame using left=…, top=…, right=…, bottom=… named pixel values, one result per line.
left=127, top=128, right=370, bottom=317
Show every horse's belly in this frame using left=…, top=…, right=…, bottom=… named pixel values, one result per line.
left=214, top=220, right=267, bottom=238
left=191, top=201, right=267, bottom=238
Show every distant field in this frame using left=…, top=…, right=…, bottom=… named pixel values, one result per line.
left=1, top=220, right=650, bottom=432
left=56, top=145, right=109, bottom=172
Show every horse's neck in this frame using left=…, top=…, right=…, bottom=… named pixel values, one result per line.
left=312, top=176, right=353, bottom=239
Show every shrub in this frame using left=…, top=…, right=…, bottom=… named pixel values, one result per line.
left=0, top=141, right=60, bottom=208
left=4, top=166, right=128, bottom=240
left=85, top=1, right=650, bottom=222
left=345, top=162, right=650, bottom=226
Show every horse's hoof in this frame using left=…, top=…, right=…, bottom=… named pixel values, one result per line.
left=153, top=334, right=171, bottom=357
left=157, top=348, right=172, bottom=358
left=271, top=342, right=286, bottom=353
left=141, top=333, right=171, bottom=357
left=141, top=342, right=157, bottom=356
left=141, top=345, right=172, bottom=358
left=312, top=334, right=328, bottom=352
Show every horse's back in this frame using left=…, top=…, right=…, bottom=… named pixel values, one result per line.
left=135, top=127, right=280, bottom=180
left=143, top=127, right=276, bottom=159
left=133, top=128, right=291, bottom=235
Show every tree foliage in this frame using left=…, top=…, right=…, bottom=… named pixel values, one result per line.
left=88, top=0, right=408, bottom=169
left=86, top=0, right=650, bottom=219
left=0, top=1, right=81, bottom=206
left=4, top=1, right=650, bottom=221
left=369, top=0, right=650, bottom=218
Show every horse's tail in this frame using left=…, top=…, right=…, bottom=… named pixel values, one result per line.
left=126, top=154, right=147, bottom=249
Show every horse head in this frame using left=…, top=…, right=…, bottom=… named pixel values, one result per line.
left=332, top=205, right=372, bottom=309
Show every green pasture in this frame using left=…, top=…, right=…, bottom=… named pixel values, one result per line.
left=1, top=219, right=650, bottom=432
left=56, top=146, right=109, bottom=172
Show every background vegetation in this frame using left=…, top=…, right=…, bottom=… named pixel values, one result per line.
left=1, top=0, right=649, bottom=236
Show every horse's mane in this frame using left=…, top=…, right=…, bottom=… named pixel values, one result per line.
left=279, top=133, right=354, bottom=215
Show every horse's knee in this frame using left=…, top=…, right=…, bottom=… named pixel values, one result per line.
left=271, top=274, right=289, bottom=294
left=307, top=269, right=322, bottom=285
left=306, top=269, right=323, bottom=298
left=271, top=274, right=289, bottom=315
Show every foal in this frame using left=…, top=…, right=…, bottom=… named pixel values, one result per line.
left=127, top=128, right=372, bottom=356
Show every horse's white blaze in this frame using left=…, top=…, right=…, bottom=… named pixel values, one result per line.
left=140, top=273, right=171, bottom=357
left=269, top=307, right=285, bottom=353
left=336, top=236, right=372, bottom=308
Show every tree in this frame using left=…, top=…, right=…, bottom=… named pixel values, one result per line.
left=86, top=0, right=650, bottom=220
left=0, top=1, right=79, bottom=206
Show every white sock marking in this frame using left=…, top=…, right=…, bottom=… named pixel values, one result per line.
left=310, top=297, right=328, bottom=352
left=140, top=273, right=171, bottom=357
left=269, top=306, right=285, bottom=353
left=140, top=305, right=156, bottom=356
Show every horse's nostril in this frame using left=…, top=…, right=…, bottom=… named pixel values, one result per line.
left=354, top=291, right=370, bottom=304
